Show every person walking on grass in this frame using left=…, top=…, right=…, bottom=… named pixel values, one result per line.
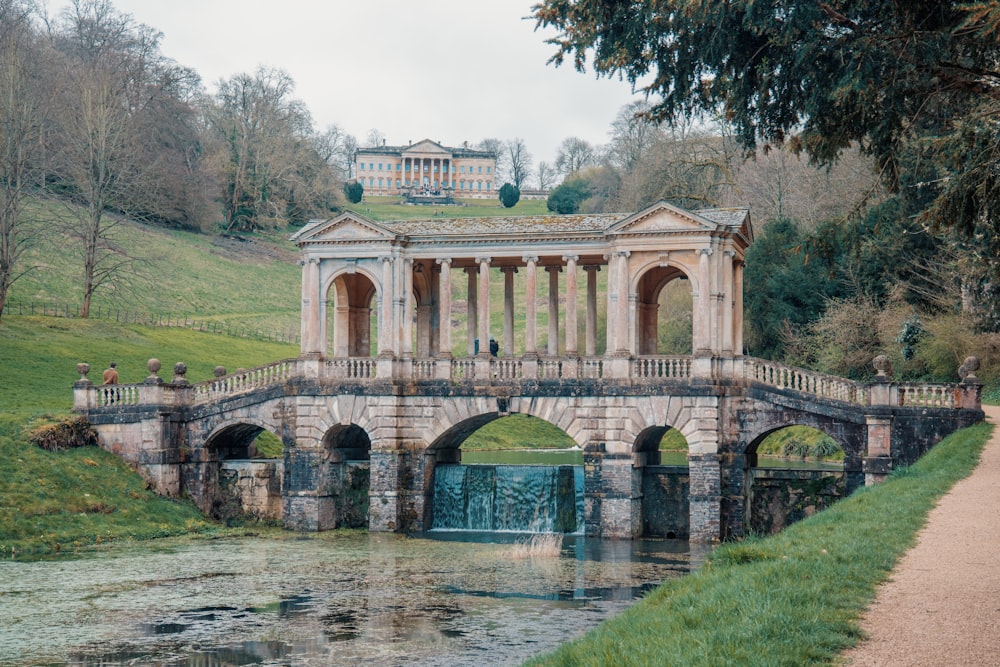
left=102, top=362, right=119, bottom=385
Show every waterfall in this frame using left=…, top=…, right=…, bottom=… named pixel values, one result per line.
left=432, top=464, right=583, bottom=533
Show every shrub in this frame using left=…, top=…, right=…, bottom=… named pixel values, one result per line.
left=343, top=181, right=364, bottom=204
left=498, top=182, right=520, bottom=208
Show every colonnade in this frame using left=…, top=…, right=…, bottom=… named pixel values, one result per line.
left=401, top=156, right=451, bottom=189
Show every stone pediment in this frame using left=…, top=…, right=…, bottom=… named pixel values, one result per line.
left=290, top=212, right=396, bottom=245
left=402, top=139, right=449, bottom=155
left=607, top=201, right=752, bottom=244
left=606, top=201, right=717, bottom=236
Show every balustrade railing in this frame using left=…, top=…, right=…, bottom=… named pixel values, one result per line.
left=898, top=383, right=958, bottom=408
left=78, top=354, right=974, bottom=412
left=632, top=356, right=692, bottom=379
left=492, top=358, right=522, bottom=380
left=193, top=359, right=297, bottom=404
left=747, top=358, right=868, bottom=405
left=325, top=357, right=376, bottom=380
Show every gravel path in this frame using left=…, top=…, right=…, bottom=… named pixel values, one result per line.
left=842, top=404, right=1000, bottom=666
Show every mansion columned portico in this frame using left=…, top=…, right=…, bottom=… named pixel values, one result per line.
left=292, top=201, right=750, bottom=379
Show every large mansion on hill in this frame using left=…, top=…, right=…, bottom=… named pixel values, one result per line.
left=354, top=139, right=497, bottom=199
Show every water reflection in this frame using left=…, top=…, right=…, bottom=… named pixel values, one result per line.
left=1, top=531, right=690, bottom=666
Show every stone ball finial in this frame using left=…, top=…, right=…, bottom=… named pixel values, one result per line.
left=214, top=365, right=227, bottom=378
left=959, top=356, right=981, bottom=384
left=147, top=358, right=161, bottom=376
left=172, top=362, right=189, bottom=386
left=76, top=362, right=90, bottom=380
left=873, top=355, right=893, bottom=380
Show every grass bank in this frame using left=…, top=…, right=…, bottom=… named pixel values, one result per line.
left=524, top=421, right=992, bottom=667
left=0, top=415, right=222, bottom=559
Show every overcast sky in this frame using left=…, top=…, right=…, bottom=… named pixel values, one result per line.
left=46, top=0, right=646, bottom=171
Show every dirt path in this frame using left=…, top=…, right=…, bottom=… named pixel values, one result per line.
left=842, top=405, right=1000, bottom=666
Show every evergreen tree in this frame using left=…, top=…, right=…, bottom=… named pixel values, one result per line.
left=498, top=182, right=520, bottom=208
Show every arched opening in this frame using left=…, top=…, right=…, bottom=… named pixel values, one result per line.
left=636, top=425, right=690, bottom=539
left=321, top=424, right=371, bottom=528
left=205, top=423, right=284, bottom=524
left=427, top=413, right=582, bottom=534
left=327, top=272, right=378, bottom=357
left=635, top=266, right=693, bottom=355
left=744, top=425, right=846, bottom=535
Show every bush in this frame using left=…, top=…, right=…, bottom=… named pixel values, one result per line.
left=29, top=417, right=98, bottom=452
left=547, top=178, right=590, bottom=214
left=498, top=182, right=520, bottom=208
left=343, top=181, right=364, bottom=204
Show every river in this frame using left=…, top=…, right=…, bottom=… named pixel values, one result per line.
left=0, top=530, right=693, bottom=666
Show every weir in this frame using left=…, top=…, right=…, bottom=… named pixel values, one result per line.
left=431, top=464, right=583, bottom=533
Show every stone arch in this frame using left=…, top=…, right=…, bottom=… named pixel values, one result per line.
left=325, top=268, right=380, bottom=358
left=203, top=416, right=282, bottom=460
left=740, top=415, right=861, bottom=462
left=322, top=423, right=371, bottom=463
left=632, top=262, right=694, bottom=355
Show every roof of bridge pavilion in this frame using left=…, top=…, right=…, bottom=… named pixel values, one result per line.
left=290, top=200, right=752, bottom=247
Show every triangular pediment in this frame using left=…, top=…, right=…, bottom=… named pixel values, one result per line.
left=402, top=139, right=449, bottom=155
left=290, top=212, right=395, bottom=245
left=607, top=201, right=718, bottom=236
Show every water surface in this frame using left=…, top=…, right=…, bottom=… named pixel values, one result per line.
left=0, top=531, right=691, bottom=666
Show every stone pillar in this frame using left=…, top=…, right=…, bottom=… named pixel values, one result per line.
left=368, top=448, right=400, bottom=532
left=722, top=250, right=735, bottom=355
left=688, top=453, right=722, bottom=542
left=734, top=260, right=745, bottom=355
left=584, top=265, right=600, bottom=356
left=585, top=449, right=641, bottom=538
left=563, top=255, right=579, bottom=356
left=477, top=256, right=491, bottom=356
left=466, top=267, right=478, bottom=356
left=501, top=266, right=518, bottom=356
left=695, top=248, right=712, bottom=355
left=300, top=258, right=322, bottom=355
left=436, top=258, right=453, bottom=357
left=863, top=416, right=894, bottom=485
left=615, top=251, right=630, bottom=355
left=546, top=265, right=561, bottom=355
left=523, top=255, right=538, bottom=357
left=401, top=258, right=414, bottom=357
left=379, top=256, right=394, bottom=356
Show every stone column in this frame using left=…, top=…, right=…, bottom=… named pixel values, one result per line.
left=379, top=256, right=394, bottom=356
left=436, top=258, right=453, bottom=357
left=466, top=267, right=477, bottom=356
left=584, top=265, right=600, bottom=356
left=501, top=266, right=518, bottom=357
left=563, top=255, right=579, bottom=356
left=722, top=250, right=735, bottom=355
left=615, top=251, right=630, bottom=355
left=300, top=258, right=322, bottom=356
left=546, top=265, right=561, bottom=355
left=401, top=258, right=414, bottom=357
left=523, top=255, right=538, bottom=357
left=734, top=260, right=745, bottom=355
left=696, top=248, right=712, bottom=355
left=477, top=256, right=491, bottom=356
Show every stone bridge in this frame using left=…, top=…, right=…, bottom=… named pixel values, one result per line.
left=72, top=201, right=984, bottom=542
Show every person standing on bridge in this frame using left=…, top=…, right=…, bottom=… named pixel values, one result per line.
left=102, top=362, right=119, bottom=385
left=489, top=337, right=499, bottom=356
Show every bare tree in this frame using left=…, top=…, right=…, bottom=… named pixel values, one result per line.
left=365, top=128, right=385, bottom=147
left=608, top=100, right=659, bottom=171
left=207, top=66, right=340, bottom=231
left=504, top=138, right=533, bottom=190
left=555, top=137, right=596, bottom=176
left=314, top=124, right=356, bottom=180
left=536, top=161, right=557, bottom=191
left=49, top=0, right=167, bottom=317
left=0, top=0, right=54, bottom=320
left=477, top=136, right=506, bottom=182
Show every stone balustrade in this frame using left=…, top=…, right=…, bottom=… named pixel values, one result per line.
left=73, top=354, right=982, bottom=412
